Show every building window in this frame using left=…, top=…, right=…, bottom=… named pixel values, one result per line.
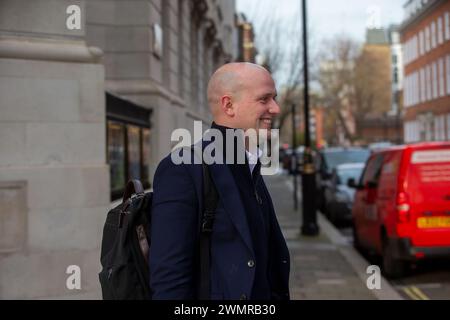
left=438, top=17, right=444, bottom=45
left=439, top=58, right=445, bottom=97
left=405, top=120, right=422, bottom=142
left=431, top=21, right=436, bottom=48
left=447, top=55, right=450, bottom=95
left=404, top=75, right=409, bottom=107
left=410, top=74, right=414, bottom=106
left=419, top=30, right=424, bottom=55
left=434, top=116, right=446, bottom=141
left=434, top=117, right=440, bottom=140
left=108, top=121, right=126, bottom=196
left=404, top=40, right=408, bottom=64
left=438, top=115, right=446, bottom=141
left=127, top=125, right=141, bottom=180
left=414, top=35, right=418, bottom=60
left=425, top=116, right=433, bottom=141
left=433, top=62, right=438, bottom=99
left=445, top=12, right=450, bottom=41
left=441, top=115, right=446, bottom=141
left=416, top=71, right=420, bottom=105
left=106, top=93, right=152, bottom=200
left=404, top=41, right=408, bottom=64
left=405, top=75, right=409, bottom=107
left=425, top=26, right=430, bottom=52
left=420, top=68, right=425, bottom=102
left=107, top=122, right=151, bottom=200
left=427, top=64, right=432, bottom=101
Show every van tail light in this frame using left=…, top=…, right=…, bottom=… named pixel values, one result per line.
left=396, top=191, right=411, bottom=223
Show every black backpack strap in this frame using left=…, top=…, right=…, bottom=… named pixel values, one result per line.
left=198, top=163, right=219, bottom=300
left=123, top=179, right=144, bottom=202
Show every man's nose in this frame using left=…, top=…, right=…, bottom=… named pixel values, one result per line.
left=269, top=100, right=281, bottom=115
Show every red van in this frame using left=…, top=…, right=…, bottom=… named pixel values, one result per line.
left=350, top=142, right=450, bottom=278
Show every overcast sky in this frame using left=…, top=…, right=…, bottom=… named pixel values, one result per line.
left=235, top=0, right=405, bottom=87
left=236, top=0, right=405, bottom=43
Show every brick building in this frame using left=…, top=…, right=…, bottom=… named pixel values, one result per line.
left=356, top=27, right=404, bottom=144
left=235, top=13, right=256, bottom=63
left=401, top=0, right=450, bottom=142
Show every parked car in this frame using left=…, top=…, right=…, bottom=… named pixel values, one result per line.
left=349, top=142, right=450, bottom=278
left=316, top=147, right=370, bottom=212
left=323, top=163, right=365, bottom=225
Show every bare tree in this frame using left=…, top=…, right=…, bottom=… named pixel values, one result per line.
left=317, top=34, right=392, bottom=144
left=353, top=44, right=392, bottom=127
left=317, top=35, right=360, bottom=143
left=245, top=2, right=304, bottom=137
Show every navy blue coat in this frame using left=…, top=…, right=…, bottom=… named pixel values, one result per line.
left=149, top=143, right=290, bottom=300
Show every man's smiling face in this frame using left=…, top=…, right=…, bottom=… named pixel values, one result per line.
left=232, top=67, right=280, bottom=138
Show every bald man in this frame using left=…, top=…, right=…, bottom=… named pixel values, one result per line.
left=150, top=63, right=290, bottom=300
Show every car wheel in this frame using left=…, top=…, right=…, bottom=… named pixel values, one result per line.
left=382, top=237, right=407, bottom=279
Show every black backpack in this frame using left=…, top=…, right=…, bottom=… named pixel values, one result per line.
left=99, top=163, right=218, bottom=300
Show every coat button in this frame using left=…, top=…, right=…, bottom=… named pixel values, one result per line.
left=247, top=260, right=255, bottom=268
left=282, top=259, right=288, bottom=264
left=240, top=294, right=247, bottom=300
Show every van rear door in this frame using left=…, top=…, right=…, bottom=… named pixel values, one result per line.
left=406, top=146, right=450, bottom=247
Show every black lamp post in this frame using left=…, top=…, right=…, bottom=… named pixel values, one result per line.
left=301, top=0, right=319, bottom=236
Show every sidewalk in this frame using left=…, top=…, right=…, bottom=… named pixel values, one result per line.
left=265, top=173, right=403, bottom=300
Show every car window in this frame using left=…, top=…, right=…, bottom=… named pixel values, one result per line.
left=361, top=154, right=384, bottom=186
left=337, top=167, right=364, bottom=185
left=322, top=149, right=370, bottom=172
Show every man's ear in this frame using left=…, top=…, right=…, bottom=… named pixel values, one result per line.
left=221, top=95, right=235, bottom=117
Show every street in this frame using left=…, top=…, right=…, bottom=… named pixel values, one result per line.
left=339, top=223, right=450, bottom=300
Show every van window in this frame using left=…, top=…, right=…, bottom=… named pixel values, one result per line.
left=380, top=151, right=401, bottom=177
left=379, top=151, right=402, bottom=195
left=360, top=154, right=384, bottom=186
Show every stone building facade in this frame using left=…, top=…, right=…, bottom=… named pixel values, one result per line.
left=0, top=0, right=238, bottom=299
left=86, top=0, right=237, bottom=199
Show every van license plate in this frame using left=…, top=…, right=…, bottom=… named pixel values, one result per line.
left=417, top=217, right=450, bottom=228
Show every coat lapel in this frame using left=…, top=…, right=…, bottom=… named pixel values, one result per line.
left=209, top=162, right=254, bottom=254
left=199, top=137, right=254, bottom=254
